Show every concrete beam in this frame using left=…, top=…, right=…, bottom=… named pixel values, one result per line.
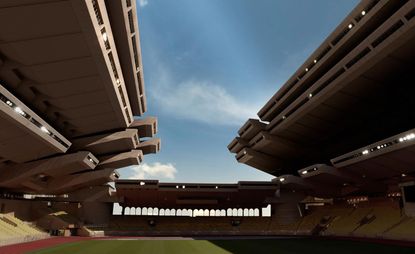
left=71, top=129, right=139, bottom=155
left=128, top=117, right=157, bottom=138
left=136, top=138, right=160, bottom=155
left=98, top=149, right=143, bottom=169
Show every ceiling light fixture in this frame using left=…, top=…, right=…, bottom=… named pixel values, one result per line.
left=40, top=126, right=50, bottom=134
left=102, top=32, right=108, bottom=42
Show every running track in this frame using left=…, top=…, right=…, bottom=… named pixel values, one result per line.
left=0, top=237, right=89, bottom=254
left=1, top=235, right=414, bottom=254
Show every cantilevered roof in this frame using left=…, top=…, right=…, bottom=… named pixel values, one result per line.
left=229, top=0, right=415, bottom=197
left=0, top=0, right=159, bottom=195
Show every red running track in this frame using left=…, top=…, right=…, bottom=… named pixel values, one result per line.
left=0, top=237, right=89, bottom=254
left=1, top=235, right=414, bottom=254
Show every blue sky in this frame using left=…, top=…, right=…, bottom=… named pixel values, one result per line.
left=120, top=0, right=359, bottom=183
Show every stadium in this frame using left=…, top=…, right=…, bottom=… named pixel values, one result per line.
left=0, top=0, right=414, bottom=253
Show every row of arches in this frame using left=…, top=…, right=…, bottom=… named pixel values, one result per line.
left=120, top=207, right=261, bottom=217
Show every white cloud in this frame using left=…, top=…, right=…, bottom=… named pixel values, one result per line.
left=138, top=0, right=148, bottom=7
left=126, top=162, right=177, bottom=180
left=150, top=66, right=259, bottom=126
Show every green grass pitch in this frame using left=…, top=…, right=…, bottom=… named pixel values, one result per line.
left=30, top=238, right=415, bottom=254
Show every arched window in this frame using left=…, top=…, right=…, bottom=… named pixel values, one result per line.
left=165, top=209, right=171, bottom=216
left=254, top=208, right=259, bottom=217
left=142, top=207, right=148, bottom=216
left=232, top=208, right=238, bottom=217
left=210, top=209, right=215, bottom=216
left=124, top=207, right=130, bottom=215
left=159, top=209, right=165, bottom=216
left=215, top=209, right=220, bottom=217
left=193, top=209, right=199, bottom=217
left=203, top=209, right=208, bottom=217
left=249, top=209, right=254, bottom=217
left=227, top=208, right=232, bottom=216
left=188, top=209, right=193, bottom=217
left=130, top=207, right=136, bottom=215
left=153, top=208, right=159, bottom=216
left=177, top=209, right=182, bottom=216
left=171, top=209, right=176, bottom=216
left=136, top=207, right=141, bottom=215
left=237, top=208, right=243, bottom=217
left=220, top=210, right=226, bottom=217
left=243, top=208, right=249, bottom=217
left=147, top=207, right=153, bottom=216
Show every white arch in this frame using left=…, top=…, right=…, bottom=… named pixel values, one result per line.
left=136, top=207, right=141, bottom=215
left=232, top=208, right=238, bottom=217
left=159, top=209, right=165, bottom=216
left=249, top=208, right=254, bottom=217
left=148, top=207, right=153, bottom=216
left=153, top=208, right=159, bottom=216
left=124, top=207, right=130, bottom=215
left=171, top=209, right=176, bottom=216
left=142, top=207, right=148, bottom=216
left=210, top=209, right=215, bottom=216
left=243, top=208, right=249, bottom=217
left=254, top=208, right=259, bottom=217
left=215, top=209, right=220, bottom=217
left=220, top=210, right=226, bottom=217
left=227, top=208, right=232, bottom=216
left=176, top=209, right=182, bottom=216
left=165, top=209, right=171, bottom=216
left=237, top=208, right=243, bottom=217
left=130, top=207, right=136, bottom=216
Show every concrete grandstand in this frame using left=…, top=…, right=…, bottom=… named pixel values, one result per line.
left=0, top=0, right=160, bottom=245
left=0, top=0, right=414, bottom=252
left=227, top=0, right=415, bottom=241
